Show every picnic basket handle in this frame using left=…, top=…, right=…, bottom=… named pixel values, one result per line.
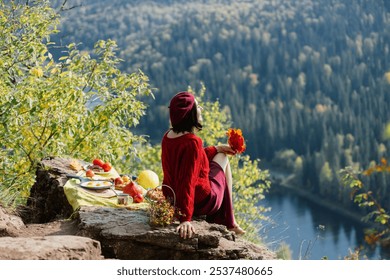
left=160, top=184, right=176, bottom=207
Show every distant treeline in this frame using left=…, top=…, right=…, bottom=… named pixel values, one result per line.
left=52, top=0, right=390, bottom=211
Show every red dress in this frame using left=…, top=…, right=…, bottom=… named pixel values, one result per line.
left=161, top=131, right=234, bottom=228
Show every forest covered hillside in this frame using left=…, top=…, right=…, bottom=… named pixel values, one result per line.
left=51, top=0, right=390, bottom=211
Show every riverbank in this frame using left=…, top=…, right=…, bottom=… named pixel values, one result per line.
left=262, top=162, right=370, bottom=227
left=262, top=162, right=390, bottom=259
left=279, top=182, right=368, bottom=226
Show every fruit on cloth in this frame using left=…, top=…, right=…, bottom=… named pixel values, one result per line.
left=122, top=175, right=130, bottom=184
left=91, top=159, right=112, bottom=172
left=114, top=177, right=125, bottom=191
left=92, top=158, right=104, bottom=167
left=136, top=170, right=159, bottom=189
left=102, top=162, right=112, bottom=172
left=86, top=170, right=95, bottom=178
left=123, top=181, right=145, bottom=197
left=114, top=177, right=124, bottom=186
left=133, top=193, right=144, bottom=203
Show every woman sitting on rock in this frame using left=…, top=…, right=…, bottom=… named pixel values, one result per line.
left=161, top=91, right=245, bottom=239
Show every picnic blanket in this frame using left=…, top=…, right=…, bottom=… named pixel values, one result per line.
left=63, top=168, right=149, bottom=212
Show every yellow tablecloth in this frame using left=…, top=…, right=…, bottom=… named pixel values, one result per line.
left=63, top=168, right=149, bottom=212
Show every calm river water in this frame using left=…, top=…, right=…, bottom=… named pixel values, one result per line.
left=258, top=187, right=389, bottom=260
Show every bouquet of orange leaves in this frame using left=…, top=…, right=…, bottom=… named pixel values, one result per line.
left=227, top=128, right=246, bottom=154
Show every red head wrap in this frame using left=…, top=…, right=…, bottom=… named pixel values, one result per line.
left=169, top=92, right=195, bottom=126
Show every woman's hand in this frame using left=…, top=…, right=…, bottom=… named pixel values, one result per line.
left=176, top=221, right=196, bottom=239
left=216, top=144, right=236, bottom=155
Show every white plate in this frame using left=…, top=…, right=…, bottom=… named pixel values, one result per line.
left=83, top=164, right=111, bottom=175
left=80, top=180, right=113, bottom=190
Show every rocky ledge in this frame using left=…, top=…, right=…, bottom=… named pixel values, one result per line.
left=0, top=156, right=276, bottom=260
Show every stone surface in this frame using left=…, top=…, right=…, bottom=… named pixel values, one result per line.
left=20, top=156, right=78, bottom=223
left=0, top=206, right=26, bottom=237
left=0, top=235, right=103, bottom=260
left=76, top=206, right=276, bottom=260
left=4, top=156, right=276, bottom=260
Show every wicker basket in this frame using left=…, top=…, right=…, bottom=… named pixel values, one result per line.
left=148, top=184, right=177, bottom=227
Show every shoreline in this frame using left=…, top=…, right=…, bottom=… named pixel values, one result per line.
left=276, top=181, right=369, bottom=227
left=262, top=162, right=390, bottom=254
left=262, top=162, right=370, bottom=227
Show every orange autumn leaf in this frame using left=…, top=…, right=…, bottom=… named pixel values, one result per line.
left=375, top=165, right=384, bottom=172
left=362, top=169, right=372, bottom=176
left=227, top=128, right=246, bottom=154
left=364, top=233, right=380, bottom=245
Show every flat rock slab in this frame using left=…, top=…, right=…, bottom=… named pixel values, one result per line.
left=7, top=157, right=277, bottom=260
left=77, top=206, right=276, bottom=260
left=0, top=207, right=25, bottom=237
left=0, top=235, right=103, bottom=260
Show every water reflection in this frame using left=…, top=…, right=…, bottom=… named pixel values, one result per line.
left=258, top=187, right=389, bottom=260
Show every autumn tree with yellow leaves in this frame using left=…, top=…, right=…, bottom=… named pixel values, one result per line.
left=0, top=0, right=152, bottom=205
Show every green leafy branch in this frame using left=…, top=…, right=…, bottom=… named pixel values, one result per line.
left=340, top=162, right=390, bottom=246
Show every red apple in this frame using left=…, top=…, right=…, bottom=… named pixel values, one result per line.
left=92, top=158, right=104, bottom=167
left=114, top=177, right=124, bottom=186
left=86, top=170, right=95, bottom=178
left=102, top=162, right=112, bottom=172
